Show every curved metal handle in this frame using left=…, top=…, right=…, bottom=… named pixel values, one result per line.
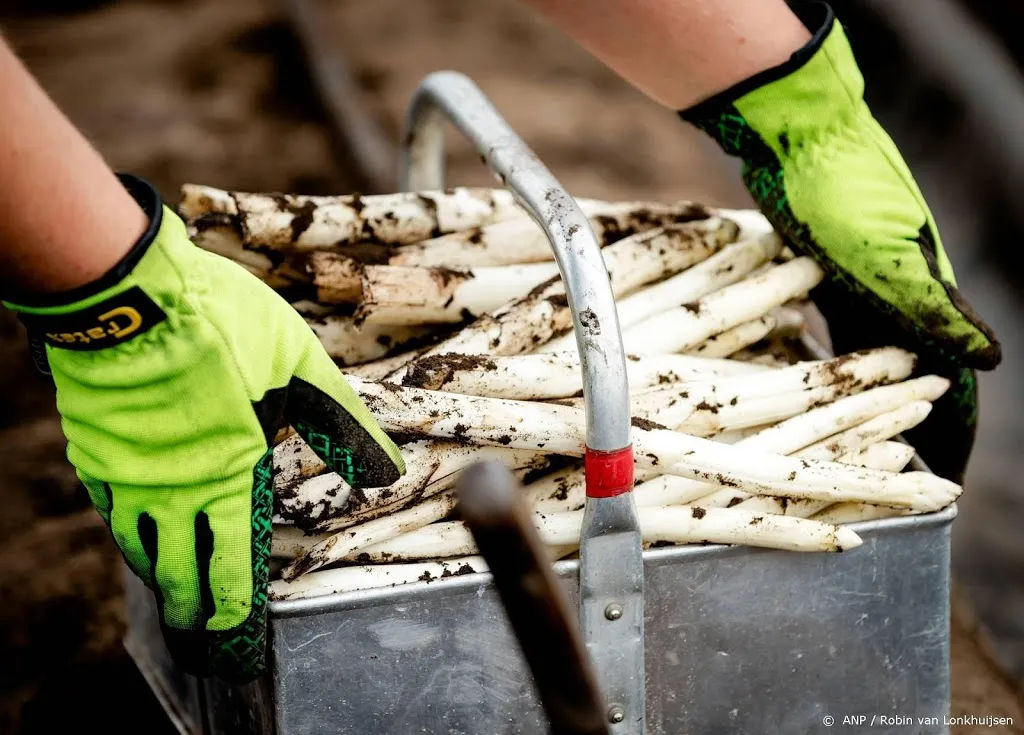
left=400, top=71, right=645, bottom=734
left=400, top=70, right=630, bottom=454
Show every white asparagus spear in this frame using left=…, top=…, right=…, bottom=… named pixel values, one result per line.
left=309, top=445, right=549, bottom=534
left=607, top=382, right=946, bottom=510
left=526, top=352, right=909, bottom=515
left=279, top=490, right=459, bottom=574
left=390, top=219, right=738, bottom=380
left=684, top=317, right=775, bottom=358
left=811, top=503, right=909, bottom=525
left=639, top=427, right=953, bottom=511
left=540, top=233, right=781, bottom=354
left=528, top=465, right=663, bottom=514
left=271, top=525, right=328, bottom=560
left=341, top=348, right=427, bottom=380
left=359, top=221, right=734, bottom=326
left=306, top=252, right=364, bottom=303
left=270, top=556, right=490, bottom=601
left=634, top=384, right=884, bottom=438
left=348, top=375, right=959, bottom=512
left=701, top=441, right=917, bottom=519
left=399, top=351, right=770, bottom=398
left=694, top=401, right=934, bottom=512
left=715, top=208, right=775, bottom=240
left=566, top=345, right=913, bottom=434
left=635, top=348, right=915, bottom=406
left=773, top=443, right=916, bottom=521
left=726, top=440, right=919, bottom=517
left=188, top=221, right=311, bottom=289
left=770, top=306, right=808, bottom=337
left=622, top=258, right=824, bottom=355
left=179, top=185, right=524, bottom=249
left=275, top=439, right=447, bottom=529
left=275, top=442, right=547, bottom=531
left=799, top=444, right=920, bottom=525
left=282, top=381, right=939, bottom=577
left=348, top=506, right=861, bottom=564
left=797, top=403, right=931, bottom=460
left=306, top=317, right=435, bottom=364
left=355, top=347, right=920, bottom=451
left=274, top=435, right=326, bottom=493
left=733, top=379, right=944, bottom=454
left=812, top=505, right=904, bottom=524
left=386, top=200, right=714, bottom=267
left=356, top=262, right=560, bottom=325
left=842, top=442, right=917, bottom=471
left=388, top=218, right=555, bottom=268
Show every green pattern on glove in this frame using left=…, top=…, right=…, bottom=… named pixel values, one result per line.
left=680, top=2, right=1000, bottom=371
left=3, top=175, right=404, bottom=683
left=293, top=420, right=367, bottom=487
left=205, top=449, right=274, bottom=678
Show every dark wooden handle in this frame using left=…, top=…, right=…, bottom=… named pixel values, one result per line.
left=457, top=461, right=610, bottom=735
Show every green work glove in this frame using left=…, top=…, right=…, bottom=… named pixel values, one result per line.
left=2, top=175, right=404, bottom=683
left=679, top=0, right=1000, bottom=480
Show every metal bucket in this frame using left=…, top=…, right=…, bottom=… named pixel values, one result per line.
left=125, top=71, right=955, bottom=734
left=125, top=505, right=954, bottom=734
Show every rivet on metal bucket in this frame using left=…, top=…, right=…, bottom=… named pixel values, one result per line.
left=608, top=705, right=626, bottom=724
left=604, top=603, right=623, bottom=621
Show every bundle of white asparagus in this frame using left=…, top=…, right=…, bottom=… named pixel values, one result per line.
left=180, top=185, right=961, bottom=603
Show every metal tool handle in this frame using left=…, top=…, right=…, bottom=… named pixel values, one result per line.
left=400, top=71, right=646, bottom=733
left=458, top=461, right=611, bottom=735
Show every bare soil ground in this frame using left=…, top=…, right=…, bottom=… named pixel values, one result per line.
left=0, top=1, right=1021, bottom=733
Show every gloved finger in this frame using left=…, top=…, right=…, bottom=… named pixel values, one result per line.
left=107, top=490, right=217, bottom=676
left=806, top=223, right=1000, bottom=370
left=812, top=277, right=977, bottom=482
left=106, top=486, right=161, bottom=588
left=286, top=337, right=404, bottom=489
left=108, top=474, right=270, bottom=684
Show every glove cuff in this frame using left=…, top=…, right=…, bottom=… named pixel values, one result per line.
left=3, top=174, right=165, bottom=310
left=678, top=2, right=843, bottom=154
left=3, top=175, right=188, bottom=353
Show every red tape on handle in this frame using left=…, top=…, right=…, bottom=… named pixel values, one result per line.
left=585, top=445, right=635, bottom=498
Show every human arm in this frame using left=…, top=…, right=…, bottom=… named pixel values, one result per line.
left=0, top=37, right=404, bottom=683
left=517, top=0, right=811, bottom=110
left=0, top=37, right=146, bottom=294
left=521, top=0, right=1000, bottom=480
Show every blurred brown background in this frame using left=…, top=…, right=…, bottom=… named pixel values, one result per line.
left=1, top=0, right=1023, bottom=732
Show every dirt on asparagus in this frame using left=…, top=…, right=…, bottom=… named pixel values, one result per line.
left=0, top=1, right=1021, bottom=733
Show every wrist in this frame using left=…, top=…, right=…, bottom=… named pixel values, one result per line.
left=3, top=175, right=191, bottom=353
left=519, top=0, right=812, bottom=110
left=3, top=175, right=164, bottom=309
left=679, top=2, right=849, bottom=159
left=672, top=3, right=813, bottom=109
left=680, top=2, right=836, bottom=122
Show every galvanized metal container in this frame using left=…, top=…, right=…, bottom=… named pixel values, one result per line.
left=126, top=70, right=955, bottom=735
left=125, top=504, right=954, bottom=735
